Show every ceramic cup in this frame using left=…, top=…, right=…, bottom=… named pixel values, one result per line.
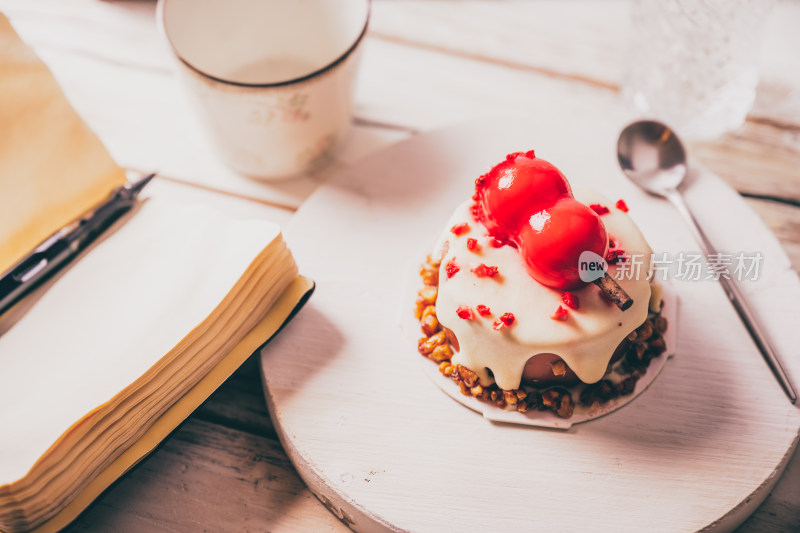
left=158, top=0, right=370, bottom=179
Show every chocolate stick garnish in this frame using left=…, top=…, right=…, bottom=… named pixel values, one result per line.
left=593, top=273, right=633, bottom=311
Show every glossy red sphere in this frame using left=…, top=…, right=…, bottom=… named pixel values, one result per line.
left=518, top=199, right=607, bottom=289
left=475, top=152, right=607, bottom=289
left=480, top=154, right=571, bottom=241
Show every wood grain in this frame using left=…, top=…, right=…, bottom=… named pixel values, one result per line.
left=738, top=439, right=800, bottom=533
left=368, top=0, right=800, bottom=128
left=0, top=0, right=410, bottom=208
left=692, top=121, right=800, bottom=204
left=745, top=197, right=800, bottom=270
left=3, top=0, right=798, bottom=210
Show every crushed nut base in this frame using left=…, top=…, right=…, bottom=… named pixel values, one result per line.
left=415, top=255, right=668, bottom=419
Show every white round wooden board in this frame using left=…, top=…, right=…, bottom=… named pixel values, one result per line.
left=260, top=117, right=800, bottom=532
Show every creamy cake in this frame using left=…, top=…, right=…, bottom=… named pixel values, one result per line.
left=415, top=151, right=668, bottom=419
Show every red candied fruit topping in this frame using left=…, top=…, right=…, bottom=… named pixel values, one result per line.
left=492, top=312, right=515, bottom=330
left=445, top=257, right=460, bottom=278
left=466, top=238, right=479, bottom=252
left=475, top=304, right=492, bottom=316
left=589, top=204, right=610, bottom=216
left=470, top=264, right=499, bottom=278
left=606, top=249, right=626, bottom=265
left=608, top=236, right=617, bottom=249
left=456, top=305, right=474, bottom=319
left=471, top=151, right=608, bottom=290
left=450, top=222, right=470, bottom=236
left=470, top=203, right=483, bottom=223
left=471, top=174, right=489, bottom=224
left=505, top=150, right=536, bottom=161
left=551, top=305, right=569, bottom=321
left=487, top=235, right=506, bottom=248
left=615, top=199, right=629, bottom=212
left=561, top=291, right=580, bottom=310
left=499, top=312, right=515, bottom=325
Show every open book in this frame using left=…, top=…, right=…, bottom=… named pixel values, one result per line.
left=0, top=15, right=310, bottom=532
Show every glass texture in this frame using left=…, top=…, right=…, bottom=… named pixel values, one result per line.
left=622, top=0, right=774, bottom=140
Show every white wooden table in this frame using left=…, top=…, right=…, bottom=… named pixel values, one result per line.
left=1, top=1, right=798, bottom=531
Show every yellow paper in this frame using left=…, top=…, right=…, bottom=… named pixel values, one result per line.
left=0, top=199, right=289, bottom=485
left=0, top=14, right=126, bottom=274
left=30, top=276, right=314, bottom=533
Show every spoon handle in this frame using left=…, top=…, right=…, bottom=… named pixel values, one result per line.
left=666, top=190, right=797, bottom=404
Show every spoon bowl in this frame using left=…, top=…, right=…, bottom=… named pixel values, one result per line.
left=617, top=120, right=687, bottom=197
left=616, top=119, right=797, bottom=404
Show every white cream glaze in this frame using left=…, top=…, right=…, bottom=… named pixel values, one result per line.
left=435, top=187, right=653, bottom=390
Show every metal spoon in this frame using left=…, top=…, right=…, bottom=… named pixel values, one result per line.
left=617, top=119, right=797, bottom=404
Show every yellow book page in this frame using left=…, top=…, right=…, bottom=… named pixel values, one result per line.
left=0, top=197, right=286, bottom=487
left=0, top=14, right=126, bottom=273
left=31, top=276, right=314, bottom=533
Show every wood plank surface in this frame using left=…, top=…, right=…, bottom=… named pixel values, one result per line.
left=369, top=0, right=800, bottom=127
left=0, top=0, right=797, bottom=531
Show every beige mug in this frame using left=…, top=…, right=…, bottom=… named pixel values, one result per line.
left=158, top=0, right=370, bottom=179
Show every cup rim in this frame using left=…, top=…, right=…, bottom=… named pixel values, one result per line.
left=156, top=0, right=371, bottom=88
